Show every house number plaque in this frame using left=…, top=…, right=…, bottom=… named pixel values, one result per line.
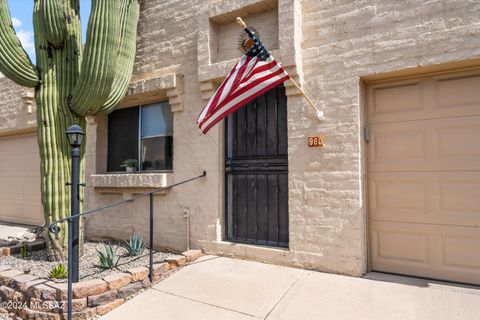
left=308, top=136, right=324, bottom=147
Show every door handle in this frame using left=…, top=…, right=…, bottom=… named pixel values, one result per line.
left=225, top=166, right=232, bottom=173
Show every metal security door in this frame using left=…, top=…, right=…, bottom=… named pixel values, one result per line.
left=225, top=85, right=288, bottom=247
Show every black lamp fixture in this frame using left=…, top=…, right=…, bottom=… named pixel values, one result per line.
left=65, top=123, right=86, bottom=319
left=66, top=123, right=85, bottom=147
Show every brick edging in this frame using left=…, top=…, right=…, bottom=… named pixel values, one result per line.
left=0, top=249, right=203, bottom=320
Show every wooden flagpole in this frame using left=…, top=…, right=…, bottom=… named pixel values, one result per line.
left=235, top=17, right=323, bottom=118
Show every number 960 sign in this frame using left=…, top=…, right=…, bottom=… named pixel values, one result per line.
left=308, top=136, right=324, bottom=147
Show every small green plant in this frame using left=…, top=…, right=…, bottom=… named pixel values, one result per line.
left=125, top=233, right=147, bottom=257
left=49, top=264, right=67, bottom=279
left=20, top=243, right=29, bottom=259
left=96, top=244, right=119, bottom=269
left=120, top=159, right=138, bottom=169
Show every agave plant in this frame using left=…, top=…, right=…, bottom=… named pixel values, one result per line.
left=124, top=233, right=147, bottom=257
left=49, top=264, right=67, bottom=279
left=96, top=244, right=119, bottom=269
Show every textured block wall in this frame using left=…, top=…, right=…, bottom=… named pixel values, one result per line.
left=0, top=76, right=35, bottom=135
left=80, top=0, right=480, bottom=275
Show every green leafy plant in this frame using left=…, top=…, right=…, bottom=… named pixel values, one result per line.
left=20, top=243, right=29, bottom=259
left=121, top=159, right=138, bottom=169
left=96, top=244, right=119, bottom=269
left=124, top=233, right=147, bottom=256
left=49, top=264, right=67, bottom=279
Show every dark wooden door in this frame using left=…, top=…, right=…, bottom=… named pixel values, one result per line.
left=225, top=85, right=288, bottom=247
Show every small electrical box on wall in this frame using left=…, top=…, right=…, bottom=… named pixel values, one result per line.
left=308, top=136, right=325, bottom=147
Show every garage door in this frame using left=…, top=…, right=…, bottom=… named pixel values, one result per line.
left=0, top=133, right=43, bottom=226
left=367, top=68, right=480, bottom=285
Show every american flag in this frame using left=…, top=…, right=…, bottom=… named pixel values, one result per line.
left=197, top=29, right=289, bottom=134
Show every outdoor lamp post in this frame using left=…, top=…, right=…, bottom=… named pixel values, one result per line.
left=66, top=123, right=84, bottom=284
left=65, top=124, right=84, bottom=320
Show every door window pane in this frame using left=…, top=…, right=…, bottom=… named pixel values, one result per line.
left=107, top=107, right=139, bottom=172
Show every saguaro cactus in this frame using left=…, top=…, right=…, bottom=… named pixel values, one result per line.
left=0, top=0, right=140, bottom=259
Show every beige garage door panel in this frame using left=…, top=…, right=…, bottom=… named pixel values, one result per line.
left=368, top=115, right=480, bottom=172
left=369, top=171, right=480, bottom=227
left=368, top=68, right=480, bottom=285
left=371, top=221, right=480, bottom=285
left=0, top=134, right=43, bottom=226
left=367, top=69, right=480, bottom=124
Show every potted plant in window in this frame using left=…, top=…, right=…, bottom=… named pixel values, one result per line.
left=121, top=159, right=138, bottom=173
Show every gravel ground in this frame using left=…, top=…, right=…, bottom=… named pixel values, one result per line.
left=0, top=241, right=176, bottom=281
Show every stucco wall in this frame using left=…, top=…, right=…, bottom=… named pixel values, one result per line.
left=0, top=76, right=35, bottom=136
left=84, top=0, right=222, bottom=253
left=80, top=0, right=480, bottom=276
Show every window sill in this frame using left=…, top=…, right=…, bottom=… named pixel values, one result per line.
left=89, top=172, right=173, bottom=197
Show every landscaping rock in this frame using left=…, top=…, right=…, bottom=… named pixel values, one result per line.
left=11, top=273, right=38, bottom=291
left=165, top=255, right=186, bottom=267
left=27, top=282, right=61, bottom=301
left=87, top=290, right=118, bottom=307
left=127, top=266, right=149, bottom=282
left=48, top=282, right=68, bottom=301
left=0, top=265, right=10, bottom=272
left=29, top=297, right=47, bottom=312
left=61, top=307, right=96, bottom=320
left=182, top=249, right=203, bottom=262
left=1, top=242, right=173, bottom=282
left=0, top=269, right=24, bottom=286
left=18, top=307, right=60, bottom=320
left=5, top=244, right=23, bottom=255
left=0, top=285, right=18, bottom=301
left=141, top=278, right=151, bottom=288
left=152, top=262, right=169, bottom=276
left=72, top=279, right=107, bottom=299
left=103, top=272, right=131, bottom=290
left=58, top=298, right=88, bottom=313
left=96, top=298, right=124, bottom=316
left=0, top=241, right=184, bottom=318
left=117, top=282, right=142, bottom=299
left=27, top=240, right=46, bottom=251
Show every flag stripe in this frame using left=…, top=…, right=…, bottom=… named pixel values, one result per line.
left=198, top=65, right=287, bottom=129
left=197, top=57, right=245, bottom=123
left=200, top=71, right=289, bottom=133
left=197, top=54, right=289, bottom=134
left=200, top=75, right=288, bottom=134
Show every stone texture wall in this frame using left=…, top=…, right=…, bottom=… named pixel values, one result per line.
left=0, top=77, right=35, bottom=136
left=84, top=0, right=480, bottom=277
left=1, top=0, right=479, bottom=277
left=84, top=0, right=223, bottom=254
left=294, top=0, right=480, bottom=274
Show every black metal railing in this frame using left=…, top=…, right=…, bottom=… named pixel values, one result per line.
left=48, top=171, right=206, bottom=319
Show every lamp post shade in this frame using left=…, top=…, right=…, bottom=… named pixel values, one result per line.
left=66, top=124, right=85, bottom=147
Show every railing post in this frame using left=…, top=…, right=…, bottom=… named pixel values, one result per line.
left=149, top=193, right=154, bottom=282
left=67, top=219, right=73, bottom=320
left=70, top=144, right=81, bottom=283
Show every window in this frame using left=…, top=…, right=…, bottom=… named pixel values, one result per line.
left=107, top=102, right=173, bottom=172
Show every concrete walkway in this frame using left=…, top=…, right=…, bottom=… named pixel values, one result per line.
left=101, top=255, right=480, bottom=320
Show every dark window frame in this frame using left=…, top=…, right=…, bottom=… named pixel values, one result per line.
left=107, top=102, right=174, bottom=173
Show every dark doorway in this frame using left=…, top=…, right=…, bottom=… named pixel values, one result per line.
left=225, top=85, right=289, bottom=247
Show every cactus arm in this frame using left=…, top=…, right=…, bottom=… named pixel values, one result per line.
left=39, top=0, right=67, bottom=48
left=99, top=0, right=140, bottom=114
left=69, top=0, right=121, bottom=116
left=0, top=0, right=39, bottom=87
